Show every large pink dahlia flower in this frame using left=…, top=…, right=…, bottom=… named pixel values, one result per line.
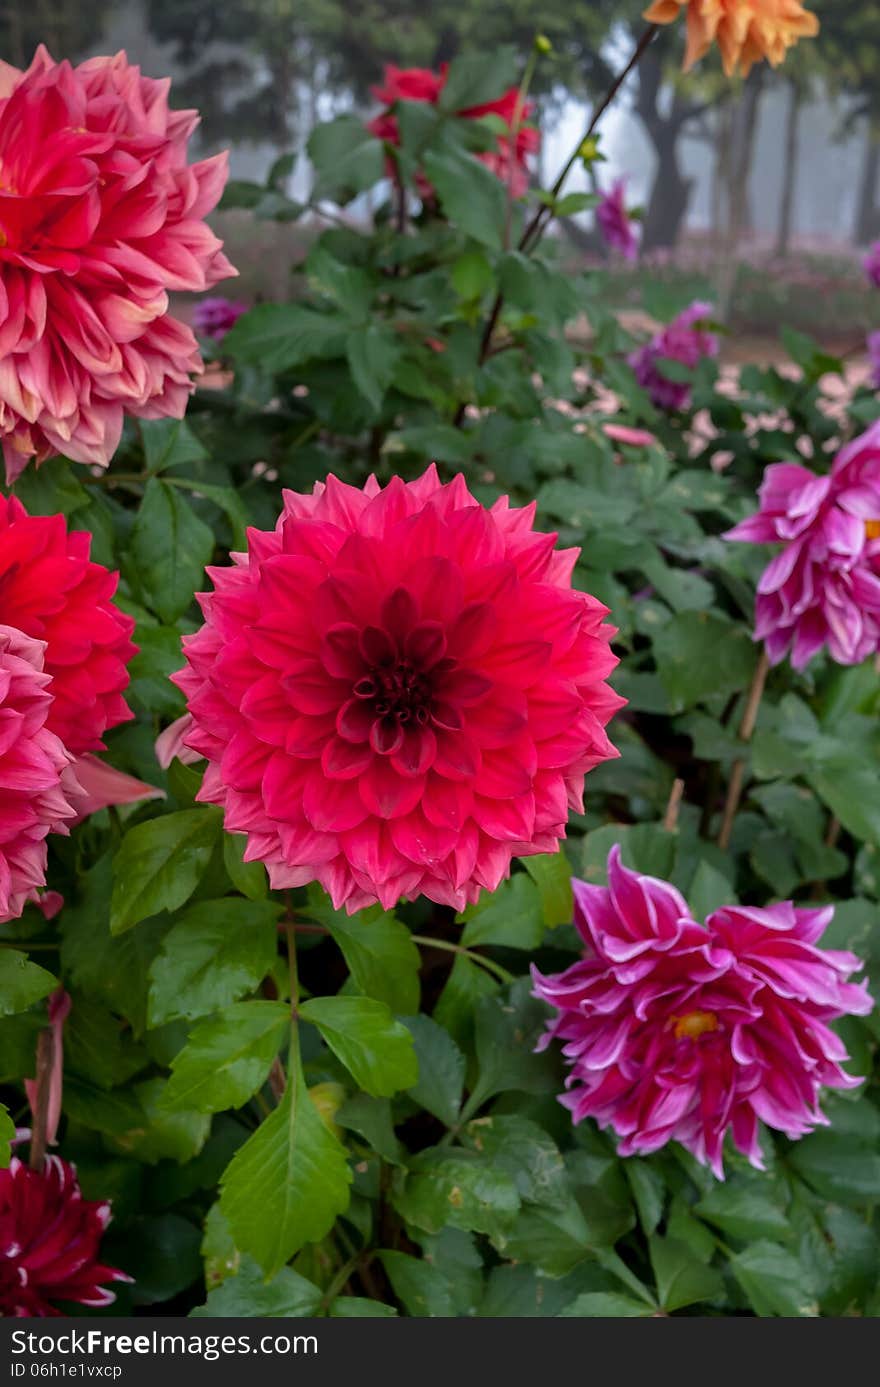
left=0, top=625, right=76, bottom=924
left=725, top=421, right=880, bottom=669
left=0, top=45, right=235, bottom=483
left=0, top=496, right=135, bottom=754
left=174, top=467, right=623, bottom=912
left=533, top=846, right=872, bottom=1178
left=0, top=1156, right=130, bottom=1316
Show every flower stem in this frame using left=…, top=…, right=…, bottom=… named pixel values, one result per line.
left=454, top=23, right=658, bottom=425
left=663, top=777, right=685, bottom=832
left=27, top=1028, right=54, bottom=1173
left=410, top=933, right=514, bottom=984
left=717, top=651, right=770, bottom=851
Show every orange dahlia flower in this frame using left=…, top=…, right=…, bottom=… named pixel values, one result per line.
left=643, top=0, right=819, bottom=76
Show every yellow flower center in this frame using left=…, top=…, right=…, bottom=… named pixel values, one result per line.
left=671, top=1010, right=718, bottom=1040
left=865, top=520, right=880, bottom=541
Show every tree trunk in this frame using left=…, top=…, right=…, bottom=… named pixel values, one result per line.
left=775, top=81, right=802, bottom=258
left=715, top=67, right=765, bottom=322
left=635, top=50, right=694, bottom=252
left=855, top=126, right=880, bottom=244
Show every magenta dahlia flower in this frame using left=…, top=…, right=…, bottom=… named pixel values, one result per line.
left=0, top=1156, right=130, bottom=1316
left=192, top=296, right=248, bottom=341
left=533, top=846, right=872, bottom=1178
left=174, top=466, right=623, bottom=912
left=0, top=496, right=135, bottom=754
left=628, top=300, right=719, bottom=411
left=0, top=625, right=76, bottom=923
left=0, top=46, right=235, bottom=482
left=864, top=241, right=880, bottom=289
left=596, top=179, right=639, bottom=261
left=725, top=421, right=880, bottom=669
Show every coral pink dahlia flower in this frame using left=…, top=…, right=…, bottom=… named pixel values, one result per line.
left=0, top=625, right=76, bottom=924
left=533, top=846, right=872, bottom=1178
left=0, top=1156, right=130, bottom=1316
left=0, top=496, right=135, bottom=754
left=0, top=45, right=235, bottom=483
left=725, top=420, right=880, bottom=669
left=174, top=467, right=623, bottom=912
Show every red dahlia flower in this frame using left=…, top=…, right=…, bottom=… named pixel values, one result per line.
left=367, top=64, right=539, bottom=199
left=0, top=626, right=75, bottom=923
left=174, top=467, right=622, bottom=912
left=533, top=846, right=872, bottom=1177
left=0, top=496, right=135, bottom=755
left=0, top=46, right=235, bottom=482
left=0, top=1156, right=130, bottom=1316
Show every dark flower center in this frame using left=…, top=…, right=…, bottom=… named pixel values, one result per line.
left=354, top=660, right=436, bottom=727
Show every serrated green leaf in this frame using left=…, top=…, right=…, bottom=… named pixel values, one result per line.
left=460, top=873, right=544, bottom=949
left=110, top=809, right=222, bottom=934
left=220, top=1058, right=352, bottom=1276
left=402, top=1015, right=464, bottom=1128
left=147, top=898, right=280, bottom=1025
left=162, top=1002, right=289, bottom=1113
left=129, top=479, right=215, bottom=623
left=730, top=1241, right=818, bottom=1317
left=310, top=894, right=420, bottom=1013
left=223, top=834, right=268, bottom=900
left=0, top=951, right=57, bottom=1017
left=649, top=1235, right=723, bottom=1311
left=192, top=1256, right=322, bottom=1318
left=300, top=995, right=417, bottom=1097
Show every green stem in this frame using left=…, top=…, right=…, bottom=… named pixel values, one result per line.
left=320, top=1251, right=362, bottom=1311
left=285, top=918, right=301, bottom=1077
left=410, top=934, right=514, bottom=984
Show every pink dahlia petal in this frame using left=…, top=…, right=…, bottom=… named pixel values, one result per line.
left=596, top=179, right=640, bottom=261
left=0, top=625, right=76, bottom=924
left=0, top=47, right=235, bottom=480
left=534, top=847, right=872, bottom=1178
left=0, top=1156, right=131, bottom=1316
left=726, top=421, right=880, bottom=669
left=0, top=496, right=135, bottom=754
left=174, top=468, right=621, bottom=910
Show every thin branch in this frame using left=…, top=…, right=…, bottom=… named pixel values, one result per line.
left=717, top=652, right=770, bottom=851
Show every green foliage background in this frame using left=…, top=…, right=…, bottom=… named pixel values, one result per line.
left=2, top=46, right=880, bottom=1318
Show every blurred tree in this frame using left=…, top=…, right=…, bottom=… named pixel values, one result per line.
left=1, top=0, right=109, bottom=65
left=810, top=0, right=880, bottom=243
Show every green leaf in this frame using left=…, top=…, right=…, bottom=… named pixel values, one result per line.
left=346, top=325, right=401, bottom=412
left=653, top=613, right=757, bottom=713
left=299, top=995, right=418, bottom=1098
left=192, top=1256, right=322, bottom=1318
left=129, top=479, right=215, bottom=624
left=0, top=1103, right=14, bottom=1167
left=147, top=898, right=281, bottom=1025
left=377, top=1251, right=457, bottom=1317
left=220, top=1058, right=352, bottom=1275
left=162, top=1002, right=289, bottom=1113
left=433, top=954, right=499, bottom=1050
left=788, top=1127, right=880, bottom=1206
left=11, top=456, right=90, bottom=517
left=312, top=895, right=420, bottom=1013
left=422, top=150, right=506, bottom=250
left=329, top=1297, right=397, bottom=1317
left=730, top=1241, right=818, bottom=1317
left=500, top=1201, right=592, bottom=1276
left=461, top=1115, right=569, bottom=1208
left=468, top=979, right=560, bottom=1110
left=451, top=249, right=493, bottom=300
left=223, top=834, right=268, bottom=900
left=201, top=1203, right=240, bottom=1289
left=140, top=419, right=208, bottom=475
left=688, top=860, right=736, bottom=922
left=459, top=873, right=544, bottom=949
left=696, top=1177, right=790, bottom=1242
left=224, top=304, right=347, bottom=374
left=123, top=1213, right=203, bottom=1306
left=0, top=951, right=57, bottom=1017
left=559, top=1292, right=655, bottom=1317
left=523, top=853, right=574, bottom=928
left=308, top=115, right=384, bottom=203
left=649, top=1235, right=723, bottom=1312
left=64, top=994, right=149, bottom=1090
left=63, top=1078, right=145, bottom=1137
left=110, top=1078, right=210, bottom=1164
left=625, top=1159, right=666, bottom=1237
left=437, top=48, right=518, bottom=109
left=392, top=1150, right=520, bottom=1241
left=127, top=626, right=187, bottom=718
left=401, top=1015, right=465, bottom=1127
left=336, top=1093, right=402, bottom=1164
left=110, top=809, right=222, bottom=934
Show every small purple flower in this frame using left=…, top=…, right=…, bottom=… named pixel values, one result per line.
left=192, top=297, right=248, bottom=341
left=725, top=420, right=880, bottom=669
left=868, top=330, right=880, bottom=389
left=864, top=242, right=880, bottom=289
left=627, top=300, right=719, bottom=411
left=596, top=179, right=639, bottom=261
